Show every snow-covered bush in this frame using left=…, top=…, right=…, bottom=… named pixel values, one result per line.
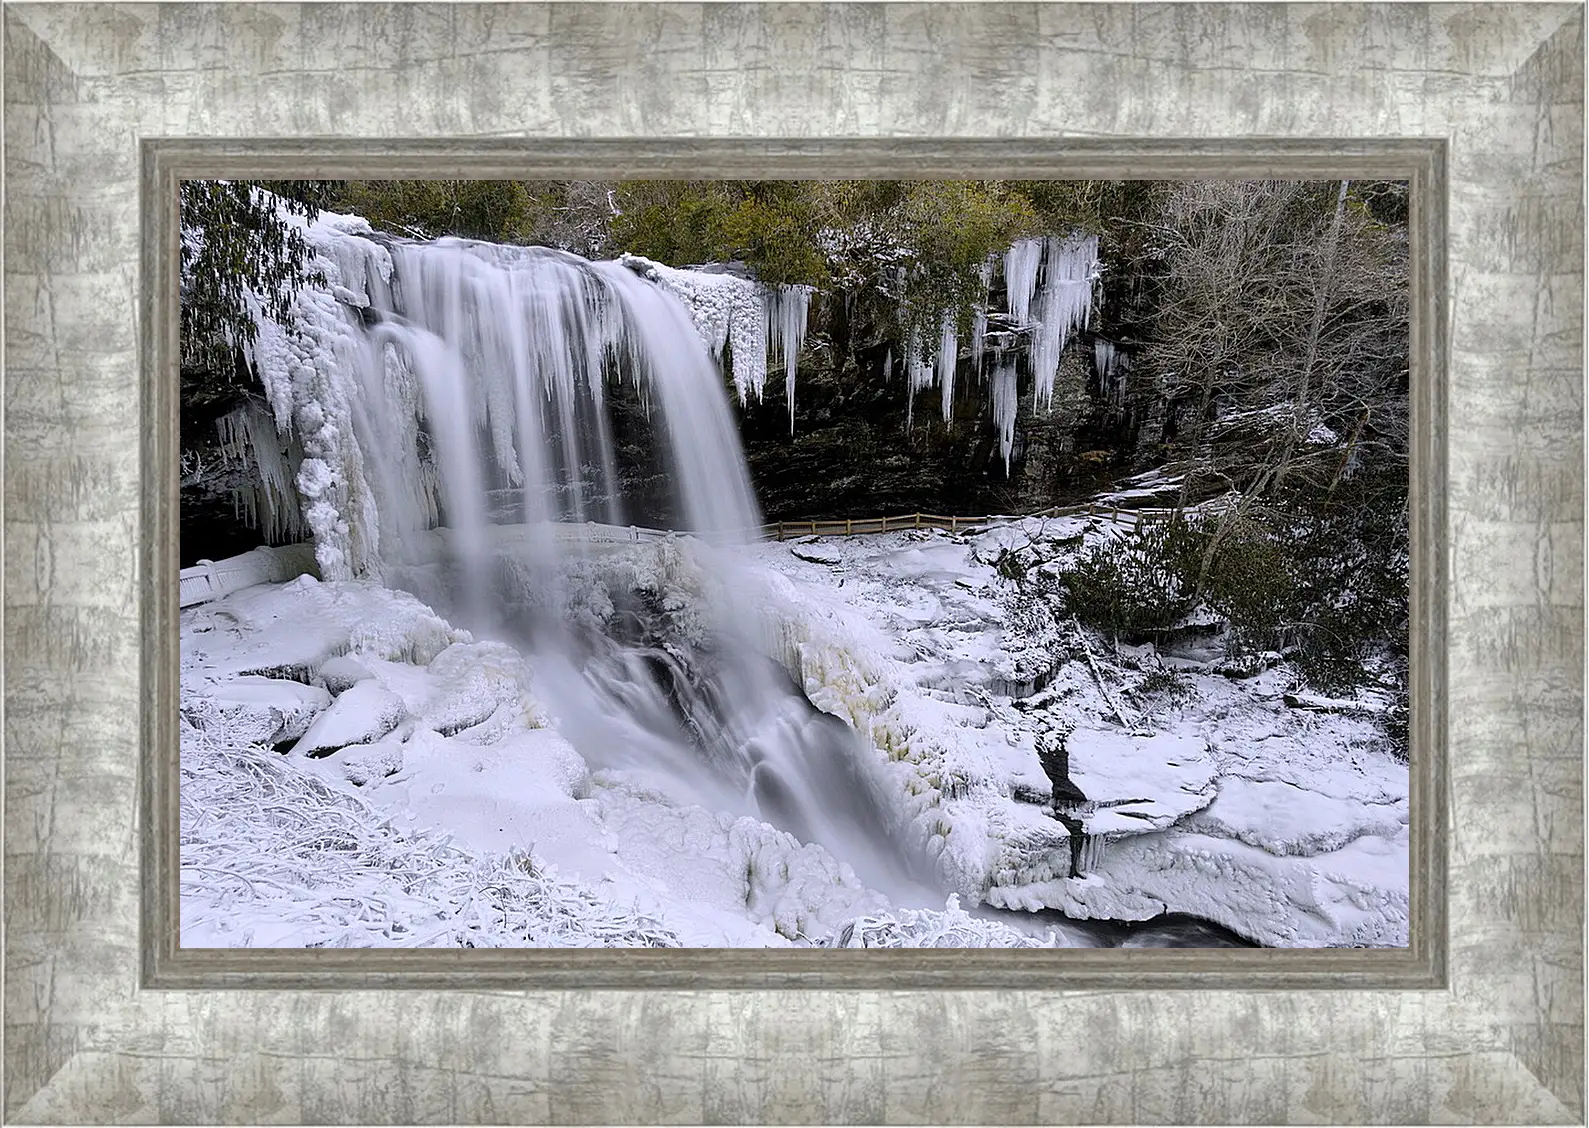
left=180, top=720, right=682, bottom=948
left=1060, top=516, right=1202, bottom=635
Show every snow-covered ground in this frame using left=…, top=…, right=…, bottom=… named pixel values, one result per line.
left=180, top=516, right=1407, bottom=949
left=741, top=515, right=1409, bottom=948
left=179, top=568, right=1074, bottom=948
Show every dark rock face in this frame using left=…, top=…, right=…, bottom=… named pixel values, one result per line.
left=734, top=291, right=1138, bottom=524
left=178, top=278, right=1149, bottom=557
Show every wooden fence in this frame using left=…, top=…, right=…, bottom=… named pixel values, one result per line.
left=757, top=499, right=1209, bottom=541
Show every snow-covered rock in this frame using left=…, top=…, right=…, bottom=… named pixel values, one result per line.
left=742, top=518, right=1410, bottom=948
left=1064, top=729, right=1217, bottom=834
left=318, top=654, right=374, bottom=694
left=187, top=675, right=331, bottom=745
left=181, top=574, right=468, bottom=684
left=291, top=681, right=409, bottom=758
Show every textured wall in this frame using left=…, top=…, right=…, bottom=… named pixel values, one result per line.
left=4, top=3, right=1583, bottom=1123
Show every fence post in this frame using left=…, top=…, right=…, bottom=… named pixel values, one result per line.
left=949, top=516, right=957, bottom=533
left=846, top=518, right=852, bottom=536
left=915, top=513, right=921, bottom=530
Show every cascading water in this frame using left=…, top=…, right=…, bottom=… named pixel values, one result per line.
left=239, top=204, right=930, bottom=906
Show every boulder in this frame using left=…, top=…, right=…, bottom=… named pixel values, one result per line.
left=291, top=681, right=408, bottom=758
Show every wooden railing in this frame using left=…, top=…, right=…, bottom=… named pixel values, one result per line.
left=757, top=499, right=1212, bottom=541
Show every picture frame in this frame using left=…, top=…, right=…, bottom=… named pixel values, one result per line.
left=6, top=3, right=1581, bottom=1122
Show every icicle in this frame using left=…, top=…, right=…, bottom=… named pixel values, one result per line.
left=1004, top=238, right=1044, bottom=326
left=768, top=284, right=814, bottom=435
left=616, top=254, right=769, bottom=405
left=904, top=327, right=933, bottom=430
left=881, top=346, right=893, bottom=383
left=216, top=402, right=305, bottom=543
left=990, top=357, right=1018, bottom=475
left=1094, top=338, right=1130, bottom=409
left=937, top=312, right=958, bottom=424
left=1029, top=234, right=1099, bottom=410
left=970, top=257, right=993, bottom=373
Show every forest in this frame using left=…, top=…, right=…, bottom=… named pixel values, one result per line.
left=177, top=177, right=1412, bottom=949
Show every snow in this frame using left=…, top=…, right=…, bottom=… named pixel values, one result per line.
left=739, top=515, right=1409, bottom=948
left=291, top=681, right=408, bottom=758
left=1064, top=729, right=1218, bottom=834
left=317, top=653, right=374, bottom=694
left=189, top=196, right=1402, bottom=949
left=188, top=675, right=331, bottom=746
left=181, top=572, right=1067, bottom=948
left=180, top=723, right=684, bottom=949
left=181, top=515, right=1406, bottom=948
left=181, top=573, right=467, bottom=684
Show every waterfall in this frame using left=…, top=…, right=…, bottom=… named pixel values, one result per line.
left=242, top=218, right=766, bottom=587
left=229, top=201, right=928, bottom=905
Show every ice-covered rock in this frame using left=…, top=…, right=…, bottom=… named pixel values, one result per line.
left=181, top=575, right=468, bottom=685
left=742, top=516, right=1410, bottom=948
left=189, top=675, right=331, bottom=745
left=1181, top=778, right=1407, bottom=856
left=318, top=654, right=374, bottom=695
left=292, top=681, right=409, bottom=758
left=334, top=735, right=406, bottom=786
left=1064, top=729, right=1218, bottom=834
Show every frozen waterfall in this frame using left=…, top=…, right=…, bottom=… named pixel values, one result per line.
left=230, top=203, right=927, bottom=906
left=242, top=216, right=772, bottom=586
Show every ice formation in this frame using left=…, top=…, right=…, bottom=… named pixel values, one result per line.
left=969, top=258, right=994, bottom=372
left=768, top=284, right=815, bottom=433
left=617, top=255, right=812, bottom=426
left=239, top=213, right=765, bottom=585
left=1028, top=234, right=1100, bottom=409
left=1094, top=337, right=1130, bottom=409
left=898, top=234, right=1101, bottom=432
left=990, top=357, right=1019, bottom=474
left=216, top=401, right=305, bottom=544
left=936, top=312, right=959, bottom=423
left=1003, top=238, right=1044, bottom=326
left=903, top=326, right=935, bottom=430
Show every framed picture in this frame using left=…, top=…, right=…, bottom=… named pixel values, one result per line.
left=6, top=3, right=1581, bottom=1124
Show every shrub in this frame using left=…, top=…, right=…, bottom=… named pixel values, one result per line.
left=1060, top=516, right=1203, bottom=635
